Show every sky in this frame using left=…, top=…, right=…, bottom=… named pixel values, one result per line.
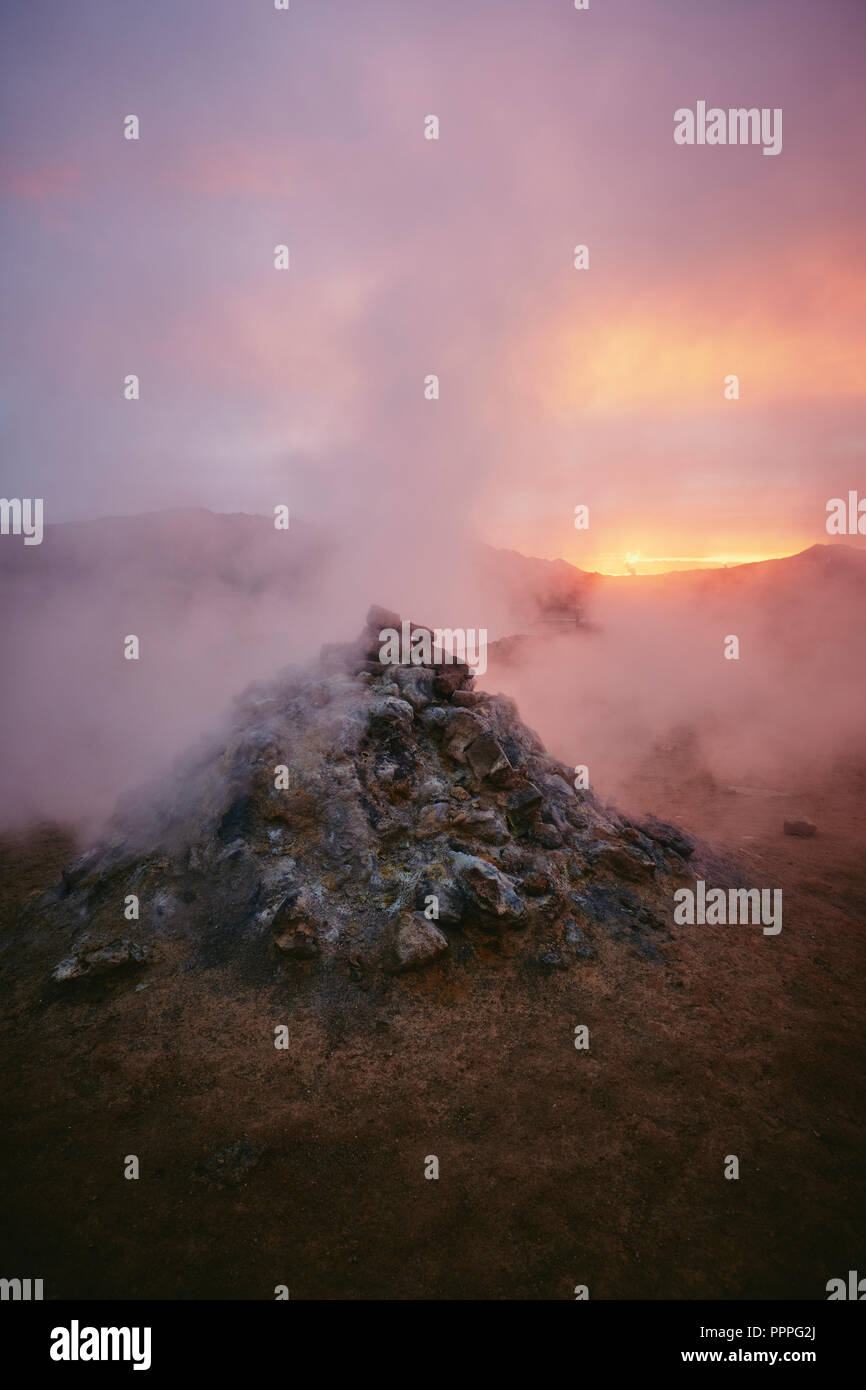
left=1, top=0, right=865, bottom=574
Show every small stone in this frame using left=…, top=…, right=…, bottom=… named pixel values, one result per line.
left=783, top=819, right=817, bottom=838
left=393, top=914, right=450, bottom=971
left=538, top=949, right=568, bottom=970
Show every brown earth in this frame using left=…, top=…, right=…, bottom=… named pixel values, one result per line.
left=0, top=760, right=863, bottom=1301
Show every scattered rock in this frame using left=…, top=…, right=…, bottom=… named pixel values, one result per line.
left=784, top=819, right=818, bottom=838
left=537, top=948, right=568, bottom=971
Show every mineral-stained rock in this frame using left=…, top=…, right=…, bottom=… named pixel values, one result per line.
left=452, top=805, right=509, bottom=844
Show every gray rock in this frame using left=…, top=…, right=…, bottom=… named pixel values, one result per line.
left=393, top=913, right=450, bottom=971
left=52, top=939, right=149, bottom=983
left=414, top=877, right=466, bottom=926
left=451, top=853, right=525, bottom=926
left=394, top=665, right=437, bottom=710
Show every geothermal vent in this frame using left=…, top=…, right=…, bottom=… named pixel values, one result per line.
left=33, top=607, right=713, bottom=988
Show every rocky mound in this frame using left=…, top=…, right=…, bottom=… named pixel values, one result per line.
left=30, top=607, right=717, bottom=989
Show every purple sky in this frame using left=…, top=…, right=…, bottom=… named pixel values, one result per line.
left=2, top=0, right=864, bottom=572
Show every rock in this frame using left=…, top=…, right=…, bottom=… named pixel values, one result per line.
left=366, top=605, right=402, bottom=635
left=441, top=710, right=485, bottom=763
left=784, top=819, right=817, bottom=838
left=270, top=887, right=323, bottom=958
left=504, top=782, right=543, bottom=835
left=637, top=817, right=696, bottom=860
left=453, top=805, right=509, bottom=844
left=564, top=920, right=596, bottom=959
left=392, top=913, right=450, bottom=971
left=452, top=853, right=524, bottom=926
left=589, top=842, right=656, bottom=882
left=521, top=871, right=553, bottom=896
left=37, top=606, right=701, bottom=987
left=52, top=939, right=149, bottom=984
left=538, top=948, right=568, bottom=971
left=368, top=696, right=415, bottom=734
left=415, top=801, right=453, bottom=836
left=419, top=705, right=449, bottom=735
left=452, top=690, right=482, bottom=708
left=533, top=823, right=563, bottom=849
left=394, top=666, right=437, bottom=711
left=433, top=666, right=471, bottom=699
left=414, top=876, right=466, bottom=926
left=273, top=926, right=320, bottom=959
left=465, top=735, right=512, bottom=784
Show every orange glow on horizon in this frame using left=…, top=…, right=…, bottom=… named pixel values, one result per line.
left=568, top=547, right=812, bottom=577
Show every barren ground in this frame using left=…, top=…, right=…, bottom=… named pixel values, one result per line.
left=1, top=757, right=863, bottom=1300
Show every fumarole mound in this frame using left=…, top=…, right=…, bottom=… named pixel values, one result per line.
left=34, top=607, right=720, bottom=990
